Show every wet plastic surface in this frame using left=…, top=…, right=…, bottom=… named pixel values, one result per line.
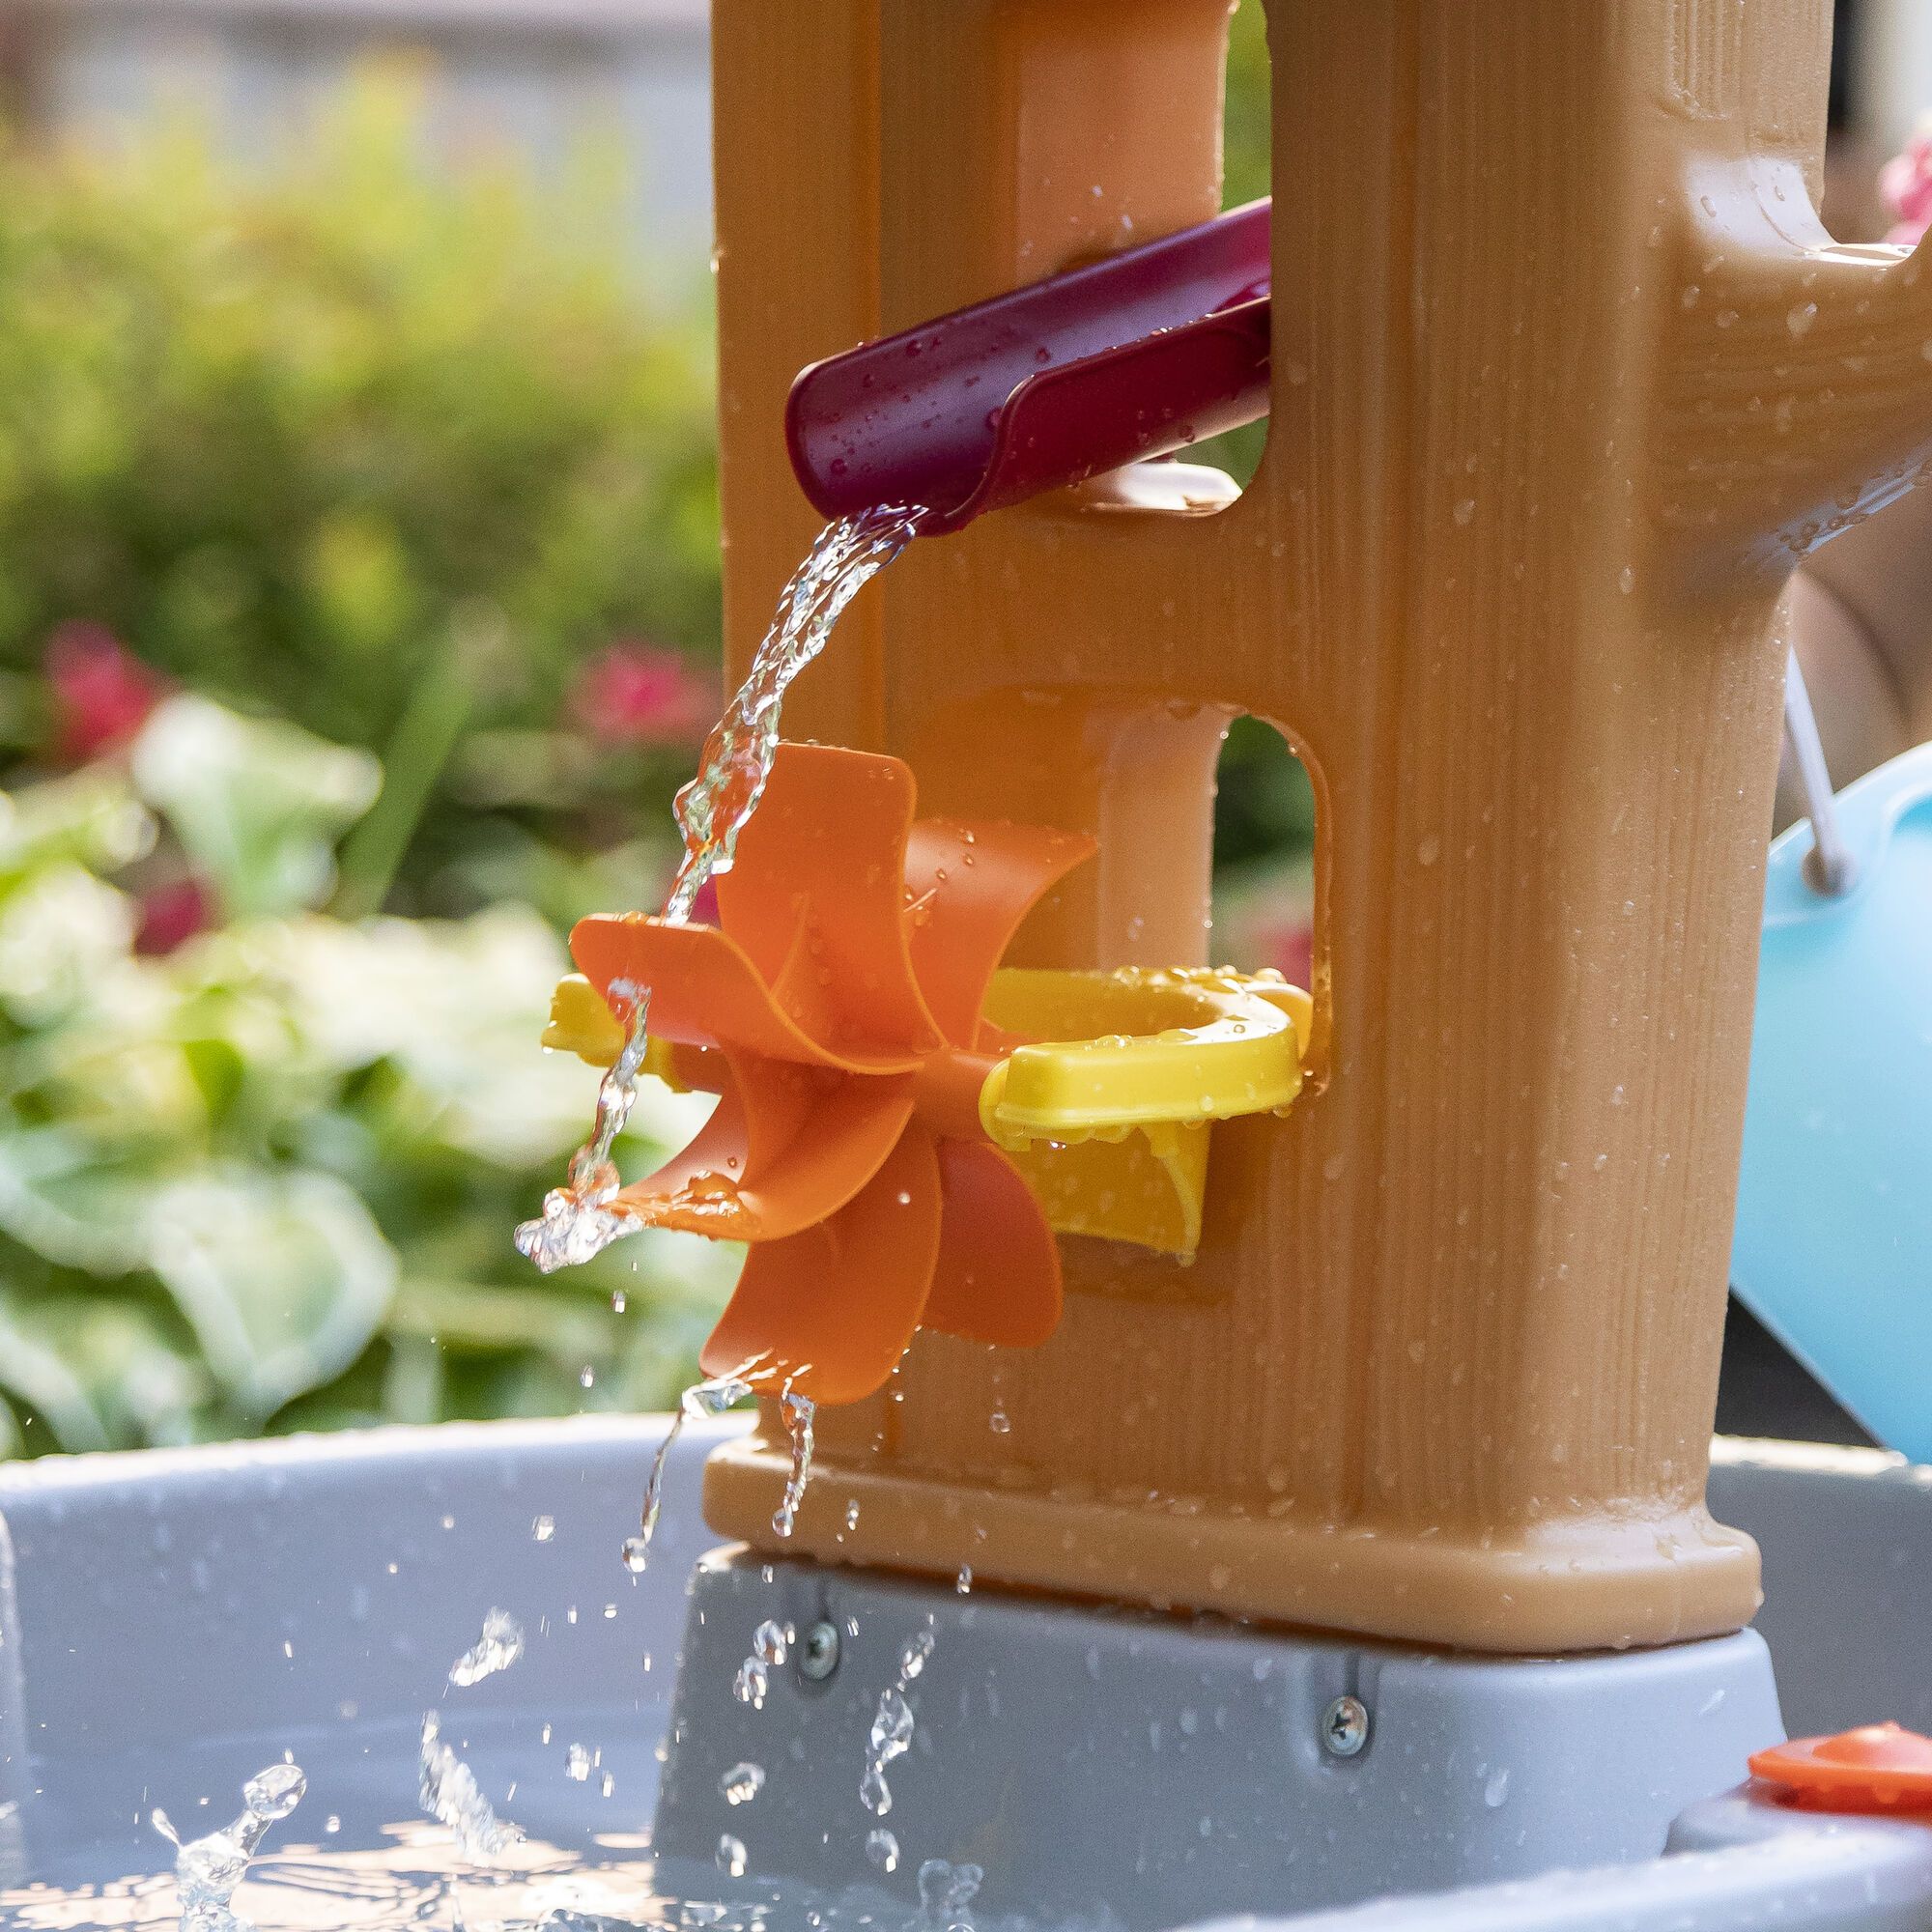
left=3, top=1423, right=1930, bottom=1928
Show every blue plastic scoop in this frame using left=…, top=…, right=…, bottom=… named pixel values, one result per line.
left=1733, top=740, right=1932, bottom=1462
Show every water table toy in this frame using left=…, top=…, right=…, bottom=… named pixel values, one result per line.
left=14, top=5, right=1932, bottom=1930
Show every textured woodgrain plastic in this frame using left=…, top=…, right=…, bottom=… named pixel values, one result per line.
left=700, top=0, right=1932, bottom=1655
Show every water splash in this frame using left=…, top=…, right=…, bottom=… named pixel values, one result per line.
left=153, top=1760, right=305, bottom=1932
left=860, top=1627, right=937, bottom=1818
left=734, top=1617, right=789, bottom=1711
left=516, top=506, right=921, bottom=1277
left=418, top=1712, right=523, bottom=1862
left=621, top=1367, right=767, bottom=1575
left=859, top=1690, right=914, bottom=1818
left=918, top=1859, right=984, bottom=1932
left=447, top=1607, right=525, bottom=1688
left=771, top=1383, right=817, bottom=1538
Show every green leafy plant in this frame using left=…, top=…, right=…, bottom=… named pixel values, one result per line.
left=0, top=71, right=721, bottom=925
left=0, top=697, right=735, bottom=1454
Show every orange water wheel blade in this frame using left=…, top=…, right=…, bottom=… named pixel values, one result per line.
left=700, top=1123, right=945, bottom=1406
left=903, top=816, right=1096, bottom=1046
left=569, top=915, right=922, bottom=1074
left=718, top=743, right=946, bottom=1061
left=611, top=1059, right=916, bottom=1244
left=923, top=1138, right=1064, bottom=1347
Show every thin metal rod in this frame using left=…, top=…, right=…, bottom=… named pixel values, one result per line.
left=1783, top=647, right=1857, bottom=895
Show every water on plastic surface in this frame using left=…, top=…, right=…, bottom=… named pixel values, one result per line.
left=3, top=1827, right=985, bottom=1932
left=7, top=1804, right=1061, bottom=1932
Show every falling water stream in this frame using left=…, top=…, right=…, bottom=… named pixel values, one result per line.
left=515, top=507, right=921, bottom=1280
left=516, top=504, right=921, bottom=1582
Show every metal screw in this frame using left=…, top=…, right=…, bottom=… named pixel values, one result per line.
left=1321, top=1694, right=1370, bottom=1758
left=798, top=1619, right=841, bottom=1683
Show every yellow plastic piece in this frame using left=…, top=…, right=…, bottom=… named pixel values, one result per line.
left=542, top=962, right=1310, bottom=1259
left=979, top=967, right=1310, bottom=1257
left=541, top=974, right=685, bottom=1090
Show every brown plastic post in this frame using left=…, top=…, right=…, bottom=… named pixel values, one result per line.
left=702, top=0, right=1932, bottom=1654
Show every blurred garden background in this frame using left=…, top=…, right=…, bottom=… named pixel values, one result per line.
left=0, top=0, right=1904, bottom=1455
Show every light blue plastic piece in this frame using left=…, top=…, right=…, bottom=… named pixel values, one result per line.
left=1733, top=741, right=1932, bottom=1463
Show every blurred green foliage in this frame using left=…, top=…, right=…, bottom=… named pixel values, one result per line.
left=0, top=73, right=721, bottom=928
left=1224, top=0, right=1272, bottom=209
left=0, top=78, right=735, bottom=1455
left=1191, top=0, right=1271, bottom=495
left=0, top=696, right=735, bottom=1454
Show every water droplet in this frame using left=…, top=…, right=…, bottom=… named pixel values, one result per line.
left=243, top=1765, right=305, bottom=1822
left=1417, top=834, right=1442, bottom=867
left=772, top=1386, right=817, bottom=1538
left=1485, top=1766, right=1511, bottom=1807
left=955, top=1565, right=973, bottom=1594
left=721, top=1761, right=766, bottom=1805
left=532, top=1515, right=555, bottom=1543
left=918, top=1859, right=984, bottom=1924
left=717, top=1833, right=749, bottom=1878
left=565, top=1743, right=591, bottom=1781
left=160, top=1762, right=308, bottom=1923
left=420, top=1713, right=521, bottom=1860
left=862, top=1684, right=917, bottom=1815
left=867, top=1827, right=900, bottom=1872
left=448, top=1607, right=525, bottom=1688
left=988, top=1408, right=1009, bottom=1435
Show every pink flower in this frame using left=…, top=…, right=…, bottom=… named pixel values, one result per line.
left=1254, top=919, right=1314, bottom=990
left=1880, top=129, right=1932, bottom=245
left=571, top=643, right=714, bottom=747
left=134, top=877, right=215, bottom=956
left=44, top=622, right=166, bottom=763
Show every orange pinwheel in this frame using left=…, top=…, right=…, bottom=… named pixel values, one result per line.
left=569, top=743, right=1094, bottom=1405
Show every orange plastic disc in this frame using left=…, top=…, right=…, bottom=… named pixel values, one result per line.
left=1750, top=1723, right=1932, bottom=1812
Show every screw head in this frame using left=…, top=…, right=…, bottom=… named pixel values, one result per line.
left=1321, top=1694, right=1370, bottom=1758
left=798, top=1619, right=840, bottom=1683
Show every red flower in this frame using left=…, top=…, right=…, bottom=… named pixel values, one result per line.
left=571, top=643, right=714, bottom=747
left=44, top=623, right=166, bottom=763
left=134, top=878, right=215, bottom=956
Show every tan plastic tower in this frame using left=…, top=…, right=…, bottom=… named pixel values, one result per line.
left=700, top=0, right=1932, bottom=1654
